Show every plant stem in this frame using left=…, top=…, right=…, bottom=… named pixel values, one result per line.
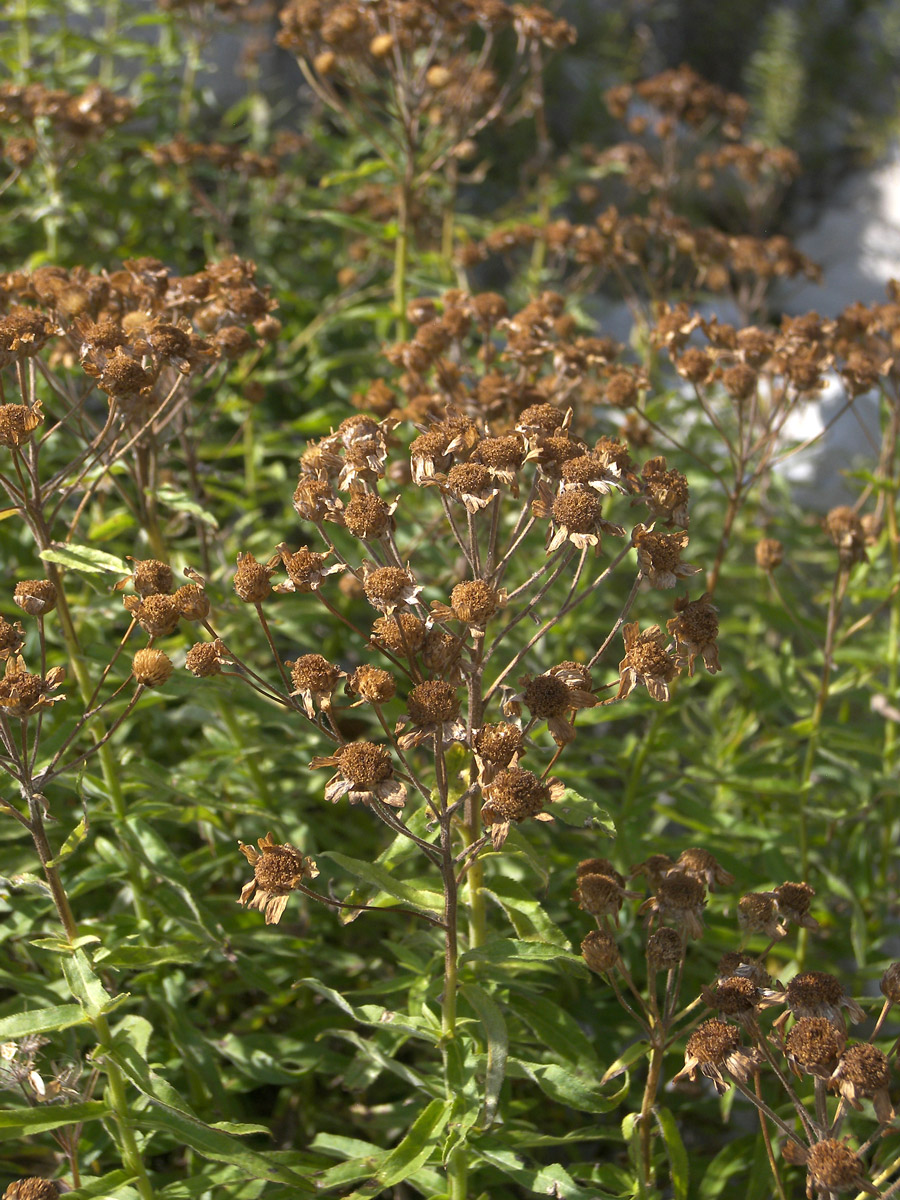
left=639, top=1037, right=664, bottom=1189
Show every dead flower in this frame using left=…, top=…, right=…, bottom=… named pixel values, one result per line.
left=237, top=832, right=318, bottom=925
left=310, top=741, right=407, bottom=808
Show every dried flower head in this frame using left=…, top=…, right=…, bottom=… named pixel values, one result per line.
left=581, top=929, right=620, bottom=973
left=785, top=1016, right=844, bottom=1078
left=233, top=551, right=276, bottom=603
left=238, top=831, right=319, bottom=925
left=473, top=722, right=523, bottom=782
left=667, top=593, right=720, bottom=676
left=433, top=579, right=504, bottom=628
left=630, top=853, right=675, bottom=889
left=397, top=680, right=467, bottom=749
left=275, top=544, right=344, bottom=594
left=880, top=962, right=900, bottom=1003
left=576, top=857, right=624, bottom=886
left=737, top=892, right=787, bottom=939
left=763, top=971, right=866, bottom=1031
left=642, top=870, right=706, bottom=939
left=617, top=622, right=678, bottom=702
left=362, top=565, right=422, bottom=614
left=128, top=558, right=174, bottom=597
left=443, top=463, right=498, bottom=513
left=0, top=402, right=42, bottom=448
left=677, top=847, right=733, bottom=890
left=123, top=593, right=181, bottom=638
left=173, top=584, right=210, bottom=622
left=345, top=664, right=396, bottom=706
left=700, top=975, right=762, bottom=1024
left=132, top=648, right=174, bottom=687
left=672, top=1020, right=761, bottom=1093
left=481, top=767, right=563, bottom=849
left=573, top=872, right=636, bottom=924
left=633, top=524, right=700, bottom=589
left=0, top=618, right=25, bottom=661
left=830, top=1044, right=893, bottom=1122
left=310, top=741, right=407, bottom=808
left=2, top=1181, right=60, bottom=1200
left=646, top=927, right=684, bottom=971
left=539, top=488, right=625, bottom=554
left=641, top=457, right=690, bottom=527
left=287, top=654, right=344, bottom=717
left=0, top=656, right=65, bottom=719
left=185, top=642, right=223, bottom=677
left=370, top=613, right=427, bottom=656
left=772, top=881, right=818, bottom=929
left=13, top=580, right=57, bottom=617
left=805, top=1140, right=875, bottom=1196
left=825, top=506, right=867, bottom=568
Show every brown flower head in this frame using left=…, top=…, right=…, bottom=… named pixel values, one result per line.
left=362, top=564, right=422, bottom=615
left=581, top=929, right=620, bottom=973
left=805, top=1140, right=875, bottom=1196
left=785, top=1016, right=844, bottom=1079
left=559, top=453, right=622, bottom=497
left=370, top=613, right=427, bottom=657
left=14, top=580, right=57, bottom=617
left=442, top=463, right=498, bottom=513
left=293, top=477, right=342, bottom=522
left=825, top=506, right=867, bottom=567
left=646, top=927, right=684, bottom=971
left=238, top=831, right=319, bottom=925
left=132, top=648, right=174, bottom=687
left=397, top=680, right=467, bottom=749
left=3, top=1181, right=60, bottom=1200
left=617, top=622, right=678, bottom=702
left=700, top=975, right=762, bottom=1025
left=641, top=870, right=706, bottom=939
left=676, top=847, right=733, bottom=890
left=481, top=766, right=564, bottom=849
left=342, top=492, right=396, bottom=540
left=773, top=881, right=818, bottom=929
left=830, top=1043, right=893, bottom=1122
left=507, top=669, right=596, bottom=746
left=127, top=558, right=174, bottom=598
left=633, top=524, right=700, bottom=589
left=573, top=872, right=637, bottom=925
left=537, top=487, right=625, bottom=554
left=185, top=641, right=223, bottom=677
left=287, top=653, right=344, bottom=718
left=410, top=430, right=452, bottom=486
left=433, top=579, right=504, bottom=628
left=473, top=722, right=523, bottom=782
left=0, top=656, right=65, bottom=719
left=880, top=962, right=900, bottom=1003
left=0, top=402, right=42, bottom=448
left=667, top=593, right=720, bottom=676
left=630, top=853, right=675, bottom=889
left=173, top=583, right=210, bottom=622
left=641, top=457, right=690, bottom=527
left=233, top=551, right=276, bottom=604
left=755, top=537, right=784, bottom=571
left=672, top=1019, right=761, bottom=1093
left=345, top=664, right=396, bottom=706
left=475, top=435, right=526, bottom=492
left=310, top=741, right=407, bottom=809
left=737, top=892, right=787, bottom=939
left=763, top=971, right=866, bottom=1032
left=274, top=544, right=344, bottom=593
left=516, top=403, right=569, bottom=440
left=123, top=593, right=181, bottom=638
left=0, top=618, right=25, bottom=661
left=422, top=627, right=464, bottom=682
left=576, top=857, right=624, bottom=886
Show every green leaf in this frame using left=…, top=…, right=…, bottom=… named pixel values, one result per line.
left=476, top=1147, right=608, bottom=1199
left=297, top=978, right=440, bottom=1043
left=45, top=818, right=88, bottom=868
left=61, top=947, right=115, bottom=1018
left=0, top=1003, right=88, bottom=1038
left=600, top=1038, right=650, bottom=1084
left=657, top=1107, right=689, bottom=1200
left=40, top=543, right=129, bottom=575
left=461, top=984, right=508, bottom=1127
left=511, top=1059, right=629, bottom=1113
left=340, top=1099, right=452, bottom=1198
left=153, top=483, right=219, bottom=528
left=0, top=1101, right=109, bottom=1137
left=321, top=850, right=444, bottom=915
left=554, top=787, right=616, bottom=833
left=460, top=938, right=584, bottom=969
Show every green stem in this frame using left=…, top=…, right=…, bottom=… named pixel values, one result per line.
left=394, top=173, right=412, bottom=340
left=638, top=1038, right=665, bottom=1190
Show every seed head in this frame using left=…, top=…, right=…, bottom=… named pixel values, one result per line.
left=806, top=1140, right=868, bottom=1194
left=185, top=642, right=221, bottom=677
left=773, top=881, right=816, bottom=927
left=786, top=971, right=845, bottom=1013
left=343, top=493, right=394, bottom=539
left=755, top=537, right=784, bottom=570
left=836, top=1043, right=890, bottom=1093
left=703, top=975, right=758, bottom=1017
left=738, top=892, right=786, bottom=938
left=370, top=613, right=426, bottom=655
left=825, top=506, right=866, bottom=567
left=686, top=1020, right=740, bottom=1065
left=289, top=654, right=342, bottom=699
left=581, top=930, right=619, bottom=973
left=0, top=403, right=42, bottom=448
left=405, top=681, right=460, bottom=724
left=132, top=648, right=174, bottom=687
left=124, top=593, right=181, bottom=637
left=576, top=858, right=624, bottom=886
left=646, top=928, right=684, bottom=970
left=517, top=403, right=567, bottom=436
left=880, top=962, right=900, bottom=1003
left=473, top=723, right=522, bottom=768
left=483, top=767, right=550, bottom=822
left=130, top=558, right=174, bottom=597
left=14, top=580, right=56, bottom=616
left=448, top=579, right=502, bottom=625
left=3, top=1181, right=60, bottom=1200
left=785, top=1017, right=843, bottom=1073
left=574, top=872, right=627, bottom=918
left=335, top=741, right=393, bottom=787
left=233, top=551, right=274, bottom=603
left=345, top=664, right=396, bottom=705
left=522, top=672, right=571, bottom=718
left=293, top=477, right=338, bottom=521
left=0, top=618, right=25, bottom=660
left=363, top=565, right=419, bottom=613
left=173, top=584, right=210, bottom=621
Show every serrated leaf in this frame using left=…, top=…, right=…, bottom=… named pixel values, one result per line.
left=40, top=543, right=129, bottom=574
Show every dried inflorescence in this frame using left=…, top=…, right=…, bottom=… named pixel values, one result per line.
left=237, top=832, right=319, bottom=925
